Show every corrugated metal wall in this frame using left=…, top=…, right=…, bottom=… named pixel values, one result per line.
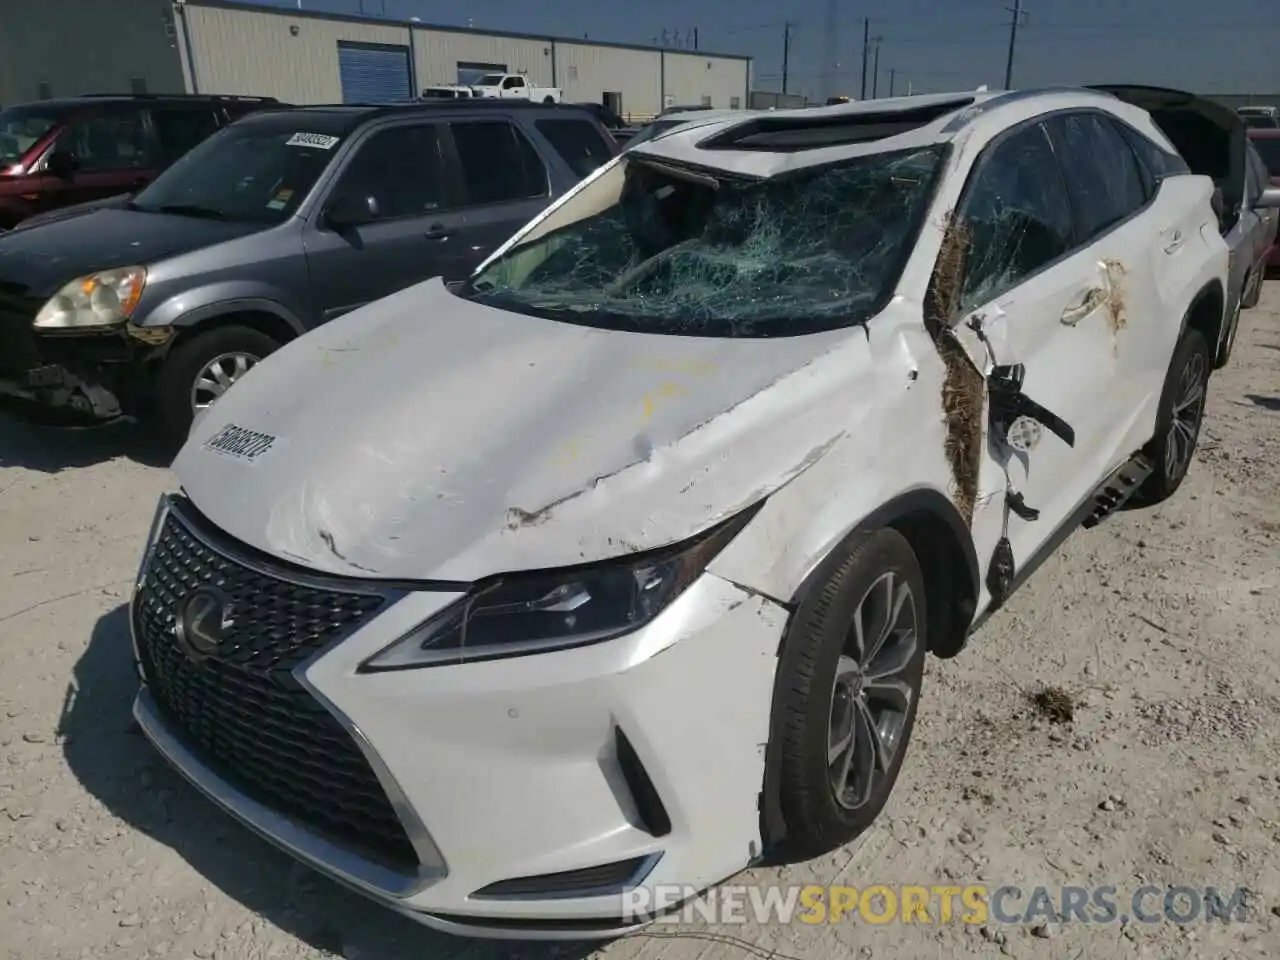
left=554, top=44, right=661, bottom=120
left=0, top=0, right=183, bottom=105
left=181, top=4, right=412, bottom=102
left=661, top=52, right=749, bottom=111
left=412, top=29, right=552, bottom=88
left=174, top=2, right=751, bottom=119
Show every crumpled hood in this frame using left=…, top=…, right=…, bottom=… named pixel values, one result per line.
left=176, top=278, right=868, bottom=581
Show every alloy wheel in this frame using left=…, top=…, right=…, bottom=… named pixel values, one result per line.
left=1165, top=349, right=1206, bottom=482
left=827, top=571, right=919, bottom=810
left=191, top=352, right=259, bottom=412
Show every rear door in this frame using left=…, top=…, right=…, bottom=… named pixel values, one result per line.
left=438, top=117, right=553, bottom=276
left=1042, top=110, right=1169, bottom=436
left=302, top=120, right=463, bottom=320
left=1089, top=85, right=1249, bottom=315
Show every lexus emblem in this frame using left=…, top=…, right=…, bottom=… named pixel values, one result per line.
left=174, top=587, right=235, bottom=661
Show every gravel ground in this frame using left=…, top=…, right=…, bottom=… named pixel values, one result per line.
left=2, top=286, right=1279, bottom=960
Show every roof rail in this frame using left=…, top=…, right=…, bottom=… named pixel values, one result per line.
left=78, top=93, right=280, bottom=102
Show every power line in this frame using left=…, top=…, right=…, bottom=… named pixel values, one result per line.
left=1004, top=0, right=1028, bottom=88
left=781, top=20, right=796, bottom=94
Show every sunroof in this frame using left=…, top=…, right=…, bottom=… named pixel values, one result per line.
left=698, top=97, right=976, bottom=152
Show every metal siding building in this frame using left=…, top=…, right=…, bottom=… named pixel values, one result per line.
left=0, top=1, right=750, bottom=120
left=412, top=29, right=553, bottom=89
left=661, top=52, right=748, bottom=110
left=555, top=44, right=661, bottom=118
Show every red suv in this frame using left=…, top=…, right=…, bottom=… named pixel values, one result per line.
left=0, top=94, right=281, bottom=230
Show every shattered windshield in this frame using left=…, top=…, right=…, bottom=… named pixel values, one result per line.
left=460, top=146, right=943, bottom=336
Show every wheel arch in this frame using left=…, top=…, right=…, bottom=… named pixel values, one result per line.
left=758, top=487, right=980, bottom=856
left=1180, top=279, right=1226, bottom=368
left=167, top=305, right=303, bottom=353
left=786, top=487, right=981, bottom=658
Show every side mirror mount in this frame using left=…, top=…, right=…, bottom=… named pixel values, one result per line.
left=325, top=194, right=378, bottom=230
left=1255, top=185, right=1280, bottom=210
left=45, top=150, right=78, bottom=180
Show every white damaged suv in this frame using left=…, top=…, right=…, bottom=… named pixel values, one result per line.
left=130, top=87, right=1271, bottom=938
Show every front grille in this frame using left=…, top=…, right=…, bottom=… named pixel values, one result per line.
left=132, top=501, right=419, bottom=873
left=0, top=285, right=41, bottom=377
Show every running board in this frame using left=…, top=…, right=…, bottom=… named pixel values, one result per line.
left=1082, top=452, right=1154, bottom=529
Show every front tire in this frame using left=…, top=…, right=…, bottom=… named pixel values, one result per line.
left=772, top=528, right=927, bottom=858
left=154, top=325, right=280, bottom=443
left=1133, top=326, right=1210, bottom=506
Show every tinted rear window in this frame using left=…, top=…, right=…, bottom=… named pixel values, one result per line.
left=450, top=120, right=548, bottom=204
left=535, top=118, right=613, bottom=178
left=1252, top=137, right=1280, bottom=176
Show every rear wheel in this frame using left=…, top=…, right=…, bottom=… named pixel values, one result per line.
left=154, top=325, right=280, bottom=443
left=1133, top=326, right=1210, bottom=506
left=771, top=528, right=927, bottom=858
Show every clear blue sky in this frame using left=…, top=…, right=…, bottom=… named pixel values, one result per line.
left=246, top=0, right=1278, bottom=99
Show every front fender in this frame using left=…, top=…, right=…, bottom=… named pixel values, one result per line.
left=138, top=281, right=310, bottom=336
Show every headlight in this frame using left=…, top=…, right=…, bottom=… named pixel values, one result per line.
left=360, top=504, right=761, bottom=671
left=33, top=266, right=147, bottom=330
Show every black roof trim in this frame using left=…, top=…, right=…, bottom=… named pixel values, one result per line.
left=698, top=97, right=975, bottom=152
left=183, top=0, right=752, bottom=62
left=79, top=92, right=281, bottom=102
left=244, top=100, right=601, bottom=122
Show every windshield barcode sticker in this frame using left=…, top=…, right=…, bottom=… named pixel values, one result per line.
left=204, top=424, right=277, bottom=461
left=286, top=132, right=340, bottom=150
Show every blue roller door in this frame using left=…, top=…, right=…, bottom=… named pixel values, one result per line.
left=337, top=42, right=412, bottom=104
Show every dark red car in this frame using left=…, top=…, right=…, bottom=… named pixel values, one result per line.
left=1248, top=128, right=1280, bottom=270
left=0, top=94, right=281, bottom=231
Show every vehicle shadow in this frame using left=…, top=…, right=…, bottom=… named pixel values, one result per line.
left=60, top=605, right=607, bottom=960
left=1244, top=394, right=1280, bottom=412
left=0, top=406, right=172, bottom=471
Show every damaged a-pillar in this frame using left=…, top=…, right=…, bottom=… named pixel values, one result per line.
left=922, top=211, right=985, bottom=527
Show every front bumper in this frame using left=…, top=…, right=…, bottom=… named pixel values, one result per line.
left=0, top=289, right=162, bottom=421
left=131, top=495, right=788, bottom=939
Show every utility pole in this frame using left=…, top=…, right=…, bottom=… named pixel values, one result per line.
left=782, top=21, right=794, bottom=94
left=860, top=18, right=870, bottom=99
left=889, top=68, right=896, bottom=97
left=1004, top=0, right=1026, bottom=89
left=870, top=37, right=882, bottom=98
left=693, top=26, right=699, bottom=50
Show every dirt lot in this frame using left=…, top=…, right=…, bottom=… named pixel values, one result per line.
left=2, top=288, right=1279, bottom=960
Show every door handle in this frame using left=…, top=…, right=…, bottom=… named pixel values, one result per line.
left=1163, top=229, right=1185, bottom=254
left=424, top=224, right=449, bottom=242
left=1060, top=287, right=1106, bottom=326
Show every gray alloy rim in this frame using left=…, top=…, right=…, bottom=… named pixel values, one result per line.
left=1165, top=350, right=1206, bottom=482
left=191, top=352, right=259, bottom=412
left=828, top=570, right=919, bottom=811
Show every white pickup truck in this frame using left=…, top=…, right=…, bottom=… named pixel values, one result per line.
left=469, top=73, right=562, bottom=103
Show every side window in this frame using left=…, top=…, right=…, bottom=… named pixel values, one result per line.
left=958, top=122, right=1075, bottom=313
left=449, top=121, right=548, bottom=204
left=53, top=110, right=149, bottom=170
left=1113, top=118, right=1190, bottom=183
left=503, top=76, right=525, bottom=90
left=1245, top=144, right=1267, bottom=201
left=331, top=124, right=447, bottom=219
left=534, top=118, right=613, bottom=178
left=150, top=107, right=221, bottom=165
left=1048, top=113, right=1148, bottom=239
